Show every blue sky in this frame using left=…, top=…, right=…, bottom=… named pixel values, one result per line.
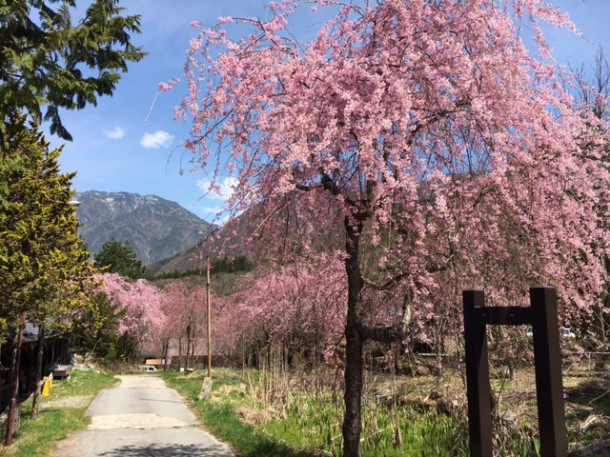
left=52, top=0, right=610, bottom=222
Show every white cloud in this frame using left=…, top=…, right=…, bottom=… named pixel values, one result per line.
left=196, top=177, right=238, bottom=201
left=201, top=205, right=225, bottom=213
left=140, top=130, right=174, bottom=149
left=195, top=205, right=230, bottom=225
left=104, top=126, right=126, bottom=140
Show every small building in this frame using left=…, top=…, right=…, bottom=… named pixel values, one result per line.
left=0, top=324, right=69, bottom=412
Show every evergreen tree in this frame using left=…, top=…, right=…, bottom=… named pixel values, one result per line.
left=71, top=289, right=126, bottom=360
left=95, top=239, right=146, bottom=279
left=0, top=117, right=95, bottom=445
left=0, top=0, right=145, bottom=140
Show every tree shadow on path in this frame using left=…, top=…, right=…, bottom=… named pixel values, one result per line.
left=99, top=443, right=234, bottom=457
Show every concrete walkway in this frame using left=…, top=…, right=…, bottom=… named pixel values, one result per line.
left=50, top=375, right=235, bottom=457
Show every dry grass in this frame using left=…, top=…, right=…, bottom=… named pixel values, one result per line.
left=167, top=358, right=610, bottom=455
left=361, top=357, right=610, bottom=454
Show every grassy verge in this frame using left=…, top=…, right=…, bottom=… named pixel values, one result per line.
left=261, top=394, right=469, bottom=457
left=161, top=369, right=471, bottom=457
left=163, top=358, right=610, bottom=457
left=0, top=369, right=117, bottom=457
left=44, top=369, right=118, bottom=398
left=162, top=365, right=610, bottom=456
left=162, top=369, right=315, bottom=457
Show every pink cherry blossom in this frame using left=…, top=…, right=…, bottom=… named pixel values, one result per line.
left=96, top=273, right=166, bottom=350
left=167, top=1, right=610, bottom=455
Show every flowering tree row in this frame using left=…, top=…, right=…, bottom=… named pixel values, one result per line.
left=95, top=274, right=224, bottom=365
left=228, top=254, right=347, bottom=362
left=95, top=273, right=166, bottom=356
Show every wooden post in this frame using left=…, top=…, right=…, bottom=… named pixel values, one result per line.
left=463, top=289, right=493, bottom=457
left=530, top=286, right=567, bottom=457
left=207, top=256, right=212, bottom=379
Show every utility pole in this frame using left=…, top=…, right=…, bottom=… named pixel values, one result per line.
left=199, top=257, right=213, bottom=399
left=207, top=256, right=212, bottom=378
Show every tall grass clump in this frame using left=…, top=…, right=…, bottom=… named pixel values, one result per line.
left=263, top=389, right=471, bottom=457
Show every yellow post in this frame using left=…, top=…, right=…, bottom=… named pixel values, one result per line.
left=42, top=377, right=50, bottom=396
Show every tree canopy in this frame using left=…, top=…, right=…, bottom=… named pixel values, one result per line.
left=97, top=272, right=165, bottom=358
left=94, top=239, right=146, bottom=279
left=0, top=117, right=94, bottom=330
left=0, top=0, right=145, bottom=140
left=0, top=117, right=96, bottom=443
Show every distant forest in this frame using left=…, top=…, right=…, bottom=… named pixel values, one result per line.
left=154, top=255, right=255, bottom=279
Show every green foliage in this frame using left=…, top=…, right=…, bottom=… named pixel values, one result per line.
left=112, top=332, right=141, bottom=361
left=94, top=239, right=146, bottom=279
left=0, top=154, right=25, bottom=211
left=162, top=369, right=472, bottom=457
left=161, top=370, right=315, bottom=457
left=1, top=408, right=88, bottom=457
left=0, top=117, right=95, bottom=332
left=262, top=392, right=470, bottom=457
left=73, top=287, right=141, bottom=363
left=0, top=370, right=117, bottom=457
left=71, top=290, right=126, bottom=360
left=47, top=368, right=118, bottom=398
left=200, top=402, right=316, bottom=457
left=212, top=256, right=255, bottom=274
left=0, top=0, right=145, bottom=140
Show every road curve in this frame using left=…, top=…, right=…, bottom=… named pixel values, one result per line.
left=50, top=374, right=235, bottom=457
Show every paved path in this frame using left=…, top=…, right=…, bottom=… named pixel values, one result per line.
left=50, top=375, right=235, bottom=457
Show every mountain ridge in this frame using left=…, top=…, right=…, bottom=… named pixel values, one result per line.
left=75, top=190, right=212, bottom=265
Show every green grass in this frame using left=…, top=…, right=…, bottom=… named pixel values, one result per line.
left=0, top=369, right=117, bottom=457
left=2, top=408, right=89, bottom=457
left=161, top=369, right=473, bottom=457
left=44, top=369, right=118, bottom=398
left=162, top=369, right=317, bottom=457
left=262, top=392, right=470, bottom=457
left=163, top=365, right=609, bottom=457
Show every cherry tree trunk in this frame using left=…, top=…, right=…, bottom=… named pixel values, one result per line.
left=342, top=218, right=364, bottom=457
left=162, top=339, right=169, bottom=371
left=5, top=316, right=25, bottom=446
left=186, top=324, right=192, bottom=370
left=178, top=337, right=183, bottom=371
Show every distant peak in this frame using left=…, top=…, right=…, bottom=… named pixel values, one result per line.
left=74, top=189, right=212, bottom=265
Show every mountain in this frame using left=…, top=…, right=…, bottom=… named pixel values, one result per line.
left=148, top=201, right=344, bottom=277
left=147, top=207, right=255, bottom=277
left=75, top=190, right=212, bottom=265
left=146, top=242, right=203, bottom=276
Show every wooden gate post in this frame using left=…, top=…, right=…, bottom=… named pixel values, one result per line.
left=531, top=286, right=568, bottom=457
left=463, top=289, right=493, bottom=457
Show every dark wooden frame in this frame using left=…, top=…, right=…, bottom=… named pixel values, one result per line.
left=463, top=286, right=567, bottom=457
